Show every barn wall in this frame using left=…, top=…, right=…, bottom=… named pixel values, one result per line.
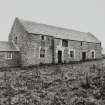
left=54, top=38, right=102, bottom=63
left=8, top=18, right=102, bottom=66
left=9, top=19, right=54, bottom=66
left=21, top=34, right=53, bottom=66
left=8, top=18, right=31, bottom=66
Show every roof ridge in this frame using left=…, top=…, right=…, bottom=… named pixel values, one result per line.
left=16, top=17, right=100, bottom=43
left=0, top=41, right=19, bottom=51
left=18, top=18, right=87, bottom=34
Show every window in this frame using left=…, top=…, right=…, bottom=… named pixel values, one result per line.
left=100, top=43, right=101, bottom=47
left=62, top=39, right=68, bottom=47
left=40, top=48, right=45, bottom=58
left=70, top=50, right=74, bottom=58
left=80, top=42, right=83, bottom=46
left=41, top=35, right=45, bottom=40
left=91, top=51, right=95, bottom=59
left=14, top=36, right=17, bottom=44
left=96, top=43, right=101, bottom=49
left=6, top=52, right=12, bottom=59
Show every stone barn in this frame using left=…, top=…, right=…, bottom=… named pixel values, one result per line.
left=0, top=17, right=102, bottom=68
left=8, top=17, right=102, bottom=67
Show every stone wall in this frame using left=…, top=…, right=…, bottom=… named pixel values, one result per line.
left=9, top=18, right=31, bottom=66
left=0, top=51, right=20, bottom=68
left=18, top=33, right=53, bottom=66
left=54, top=38, right=102, bottom=63
left=9, top=18, right=54, bottom=66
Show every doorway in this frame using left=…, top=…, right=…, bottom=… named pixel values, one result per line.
left=58, top=51, right=62, bottom=63
left=82, top=52, right=86, bottom=61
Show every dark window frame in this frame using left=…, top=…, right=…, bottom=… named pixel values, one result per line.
left=91, top=51, right=95, bottom=59
left=41, top=35, right=45, bottom=40
left=40, top=48, right=45, bottom=58
left=14, top=36, right=17, bottom=44
left=70, top=50, right=74, bottom=58
left=80, top=42, right=83, bottom=46
left=62, top=39, right=68, bottom=47
left=6, top=52, right=13, bottom=59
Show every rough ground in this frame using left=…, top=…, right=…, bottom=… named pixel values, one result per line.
left=0, top=62, right=104, bottom=105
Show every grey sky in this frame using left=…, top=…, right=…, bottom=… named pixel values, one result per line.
left=0, top=0, right=105, bottom=47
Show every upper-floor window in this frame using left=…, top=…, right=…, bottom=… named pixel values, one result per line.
left=80, top=42, right=83, bottom=46
left=91, top=50, right=95, bottom=59
left=70, top=50, right=75, bottom=58
left=40, top=48, right=45, bottom=58
left=6, top=52, right=13, bottom=59
left=41, top=35, right=45, bottom=40
left=96, top=43, right=101, bottom=49
left=100, top=43, right=101, bottom=47
left=62, top=39, right=68, bottom=47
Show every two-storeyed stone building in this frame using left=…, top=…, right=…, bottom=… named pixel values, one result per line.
left=0, top=18, right=102, bottom=67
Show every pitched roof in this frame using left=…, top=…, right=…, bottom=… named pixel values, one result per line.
left=0, top=41, right=19, bottom=51
left=18, top=18, right=101, bottom=43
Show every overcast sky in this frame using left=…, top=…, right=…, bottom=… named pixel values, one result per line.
left=0, top=0, right=105, bottom=47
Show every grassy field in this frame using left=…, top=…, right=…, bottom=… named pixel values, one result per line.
left=0, top=61, right=104, bottom=105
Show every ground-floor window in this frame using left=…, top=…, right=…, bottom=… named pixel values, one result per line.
left=40, top=48, right=45, bottom=58
left=14, top=36, right=18, bottom=44
left=82, top=52, right=86, bottom=61
left=91, top=50, right=95, bottom=59
left=6, top=52, right=13, bottom=59
left=70, top=50, right=75, bottom=58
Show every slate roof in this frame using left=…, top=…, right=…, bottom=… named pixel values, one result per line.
left=0, top=41, right=19, bottom=51
left=18, top=18, right=101, bottom=43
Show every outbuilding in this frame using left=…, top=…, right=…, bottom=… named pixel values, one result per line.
left=0, top=41, right=20, bottom=67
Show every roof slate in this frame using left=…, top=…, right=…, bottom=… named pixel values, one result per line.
left=18, top=18, right=101, bottom=43
left=0, top=41, right=19, bottom=52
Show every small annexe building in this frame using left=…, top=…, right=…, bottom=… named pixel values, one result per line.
left=0, top=41, right=20, bottom=67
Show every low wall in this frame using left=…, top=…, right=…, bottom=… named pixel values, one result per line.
left=21, top=59, right=104, bottom=76
left=0, top=59, right=104, bottom=77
